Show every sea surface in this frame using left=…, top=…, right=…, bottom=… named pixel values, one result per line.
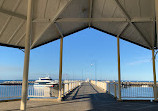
left=0, top=80, right=155, bottom=100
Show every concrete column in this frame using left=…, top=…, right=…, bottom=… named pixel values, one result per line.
left=152, top=49, right=157, bottom=100
left=20, top=0, right=32, bottom=110
left=117, top=35, right=121, bottom=100
left=58, top=37, right=63, bottom=101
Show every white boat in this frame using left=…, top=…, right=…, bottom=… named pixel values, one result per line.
left=141, top=85, right=148, bottom=87
left=34, top=76, right=58, bottom=87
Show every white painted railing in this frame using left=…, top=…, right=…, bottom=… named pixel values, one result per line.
left=121, top=85, right=154, bottom=98
left=90, top=80, right=155, bottom=99
left=0, top=85, right=22, bottom=99
left=62, top=80, right=82, bottom=96
left=0, top=80, right=82, bottom=100
left=28, top=86, right=45, bottom=97
left=107, top=82, right=118, bottom=98
left=91, top=80, right=107, bottom=91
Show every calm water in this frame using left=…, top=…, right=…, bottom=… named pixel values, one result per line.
left=0, top=80, right=155, bottom=100
left=109, top=86, right=154, bottom=99
left=0, top=85, right=37, bottom=100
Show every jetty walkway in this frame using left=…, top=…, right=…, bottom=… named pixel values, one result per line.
left=1, top=82, right=158, bottom=111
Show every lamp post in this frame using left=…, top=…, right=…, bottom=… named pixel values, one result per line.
left=91, top=61, right=97, bottom=84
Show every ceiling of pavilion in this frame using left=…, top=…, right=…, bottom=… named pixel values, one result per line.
left=0, top=0, right=157, bottom=49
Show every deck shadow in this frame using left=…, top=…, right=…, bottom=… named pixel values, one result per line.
left=88, top=84, right=158, bottom=111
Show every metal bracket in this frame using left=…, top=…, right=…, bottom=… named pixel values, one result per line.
left=19, top=48, right=25, bottom=53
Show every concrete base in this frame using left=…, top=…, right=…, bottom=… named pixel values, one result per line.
left=0, top=99, right=21, bottom=102
left=117, top=99, right=123, bottom=102
left=122, top=100, right=151, bottom=102
left=152, top=99, right=158, bottom=102
left=29, top=98, right=58, bottom=102
left=57, top=97, right=62, bottom=102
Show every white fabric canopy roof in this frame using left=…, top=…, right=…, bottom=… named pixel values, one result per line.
left=0, top=0, right=157, bottom=49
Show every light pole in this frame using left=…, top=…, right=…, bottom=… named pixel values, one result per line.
left=91, top=61, right=97, bottom=84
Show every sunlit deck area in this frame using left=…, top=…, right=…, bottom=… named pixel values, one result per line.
left=1, top=82, right=158, bottom=111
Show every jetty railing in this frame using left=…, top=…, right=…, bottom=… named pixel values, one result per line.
left=62, top=81, right=82, bottom=96
left=0, top=80, right=82, bottom=100
left=90, top=80, right=107, bottom=91
left=0, top=85, right=22, bottom=99
left=90, top=80, right=154, bottom=99
left=121, top=84, right=154, bottom=98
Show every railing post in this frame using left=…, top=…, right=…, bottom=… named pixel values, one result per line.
left=108, top=83, right=110, bottom=94
left=72, top=82, right=74, bottom=89
left=62, top=84, right=65, bottom=97
left=114, top=83, right=117, bottom=98
left=117, top=35, right=121, bottom=101
left=74, top=82, right=75, bottom=88
left=152, top=49, right=157, bottom=100
left=20, top=0, right=32, bottom=110
left=67, top=83, right=69, bottom=93
left=104, top=83, right=106, bottom=91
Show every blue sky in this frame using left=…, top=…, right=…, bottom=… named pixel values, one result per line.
left=0, top=28, right=156, bottom=81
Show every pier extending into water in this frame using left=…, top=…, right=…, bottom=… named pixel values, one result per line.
left=1, top=82, right=158, bottom=111
left=0, top=0, right=158, bottom=110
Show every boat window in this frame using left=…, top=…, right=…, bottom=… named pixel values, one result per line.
left=41, top=79, right=52, bottom=80
left=38, top=82, right=50, bottom=84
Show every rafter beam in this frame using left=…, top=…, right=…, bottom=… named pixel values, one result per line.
left=113, top=0, right=152, bottom=49
left=155, top=0, right=158, bottom=48
left=32, top=18, right=51, bottom=23
left=15, top=33, right=26, bottom=45
left=0, top=1, right=22, bottom=39
left=56, top=17, right=154, bottom=23
left=88, top=0, right=93, bottom=27
left=0, top=8, right=27, bottom=20
left=55, top=23, right=64, bottom=38
left=7, top=20, right=25, bottom=44
left=117, top=23, right=129, bottom=37
left=30, top=0, right=73, bottom=49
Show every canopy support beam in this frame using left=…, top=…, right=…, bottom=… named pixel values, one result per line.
left=0, top=8, right=27, bottom=20
left=152, top=49, right=157, bottom=101
left=155, top=0, right=158, bottom=48
left=20, top=0, right=32, bottom=110
left=117, top=35, right=121, bottom=101
left=88, top=0, right=93, bottom=27
left=116, top=23, right=128, bottom=101
left=116, top=25, right=128, bottom=101
left=7, top=20, right=25, bottom=44
left=30, top=0, right=72, bottom=49
left=113, top=0, right=152, bottom=49
left=56, top=18, right=154, bottom=23
left=15, top=33, right=26, bottom=45
left=55, top=23, right=64, bottom=101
